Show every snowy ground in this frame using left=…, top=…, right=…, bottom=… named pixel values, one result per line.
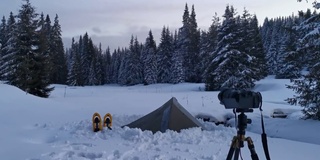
left=1, top=76, right=320, bottom=160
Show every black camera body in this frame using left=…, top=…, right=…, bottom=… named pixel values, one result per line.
left=218, top=89, right=262, bottom=109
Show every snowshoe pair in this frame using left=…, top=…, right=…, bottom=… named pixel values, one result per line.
left=92, top=112, right=112, bottom=132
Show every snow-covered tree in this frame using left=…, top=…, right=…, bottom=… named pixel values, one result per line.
left=157, top=26, right=173, bottom=83
left=49, top=14, right=67, bottom=84
left=187, top=5, right=201, bottom=82
left=11, top=0, right=53, bottom=97
left=0, top=12, right=17, bottom=82
left=175, top=4, right=190, bottom=83
left=126, top=36, right=143, bottom=85
left=276, top=18, right=301, bottom=79
left=261, top=18, right=274, bottom=55
left=0, top=16, right=7, bottom=80
left=286, top=10, right=320, bottom=120
left=118, top=48, right=130, bottom=85
left=110, top=48, right=121, bottom=84
left=266, top=19, right=282, bottom=75
left=171, top=30, right=185, bottom=84
left=103, top=46, right=112, bottom=84
left=67, top=38, right=82, bottom=86
left=141, top=30, right=157, bottom=85
left=199, top=13, right=220, bottom=82
left=245, top=14, right=268, bottom=80
left=205, top=5, right=255, bottom=91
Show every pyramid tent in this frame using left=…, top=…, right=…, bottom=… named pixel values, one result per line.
left=123, top=97, right=204, bottom=133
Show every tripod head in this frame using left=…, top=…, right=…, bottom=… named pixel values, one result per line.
left=234, top=109, right=253, bottom=150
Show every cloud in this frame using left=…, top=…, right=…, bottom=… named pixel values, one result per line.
left=92, top=27, right=102, bottom=34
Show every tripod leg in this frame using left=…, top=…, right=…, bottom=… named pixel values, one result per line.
left=246, top=137, right=259, bottom=160
left=233, top=148, right=240, bottom=160
left=226, top=136, right=238, bottom=160
left=226, top=144, right=235, bottom=160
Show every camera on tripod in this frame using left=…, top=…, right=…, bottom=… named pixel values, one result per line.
left=218, top=89, right=262, bottom=110
left=218, top=89, right=269, bottom=160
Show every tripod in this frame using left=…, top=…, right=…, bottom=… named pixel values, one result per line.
left=226, top=110, right=259, bottom=160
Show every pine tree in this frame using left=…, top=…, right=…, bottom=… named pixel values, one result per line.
left=188, top=5, right=201, bottom=82
left=261, top=18, right=274, bottom=54
left=266, top=18, right=282, bottom=75
left=110, top=48, right=121, bottom=83
left=118, top=48, right=129, bottom=85
left=171, top=30, right=185, bottom=84
left=276, top=18, right=301, bottom=79
left=157, top=26, right=173, bottom=83
left=87, top=39, right=98, bottom=85
left=200, top=13, right=220, bottom=82
left=67, top=38, right=82, bottom=86
left=205, top=5, right=255, bottom=91
left=94, top=43, right=104, bottom=85
left=10, top=0, right=53, bottom=97
left=50, top=14, right=67, bottom=84
left=0, top=12, right=17, bottom=82
left=175, top=4, right=190, bottom=83
left=103, top=46, right=112, bottom=84
left=80, top=33, right=92, bottom=85
left=286, top=68, right=320, bottom=120
left=286, top=11, right=320, bottom=120
left=0, top=16, right=6, bottom=80
left=245, top=14, right=268, bottom=80
left=141, top=30, right=157, bottom=85
left=126, top=36, right=143, bottom=85
left=37, top=13, right=51, bottom=85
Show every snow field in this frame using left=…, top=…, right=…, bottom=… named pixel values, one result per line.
left=1, top=76, right=320, bottom=159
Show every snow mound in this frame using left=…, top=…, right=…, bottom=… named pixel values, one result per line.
left=32, top=115, right=235, bottom=160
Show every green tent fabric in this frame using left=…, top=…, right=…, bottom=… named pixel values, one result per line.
left=123, top=97, right=204, bottom=133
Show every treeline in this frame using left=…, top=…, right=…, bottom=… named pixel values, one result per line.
left=1, top=1, right=320, bottom=119
left=66, top=33, right=110, bottom=86
left=67, top=4, right=267, bottom=89
left=261, top=9, right=318, bottom=78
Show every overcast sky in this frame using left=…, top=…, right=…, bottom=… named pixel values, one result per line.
left=0, top=0, right=314, bottom=51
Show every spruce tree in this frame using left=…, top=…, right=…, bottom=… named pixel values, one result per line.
left=205, top=5, right=255, bottom=91
left=118, top=48, right=129, bottom=85
left=80, top=33, right=91, bottom=85
left=261, top=18, right=274, bottom=54
left=188, top=5, right=201, bottom=82
left=87, top=39, right=98, bottom=85
left=286, top=67, right=320, bottom=120
left=0, top=16, right=6, bottom=80
left=0, top=12, right=16, bottom=82
left=103, top=46, right=112, bottom=84
left=266, top=18, right=282, bottom=75
left=141, top=30, right=157, bottom=85
left=50, top=14, right=67, bottom=84
left=171, top=30, right=185, bottom=84
left=175, top=4, right=190, bottom=83
left=200, top=13, right=220, bottom=82
left=246, top=14, right=268, bottom=80
left=110, top=48, right=121, bottom=83
left=126, top=36, right=143, bottom=85
left=67, top=38, right=82, bottom=86
left=276, top=18, right=301, bottom=79
left=12, top=0, right=53, bottom=97
left=94, top=43, right=104, bottom=85
left=286, top=11, right=320, bottom=120
left=157, top=26, right=173, bottom=83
